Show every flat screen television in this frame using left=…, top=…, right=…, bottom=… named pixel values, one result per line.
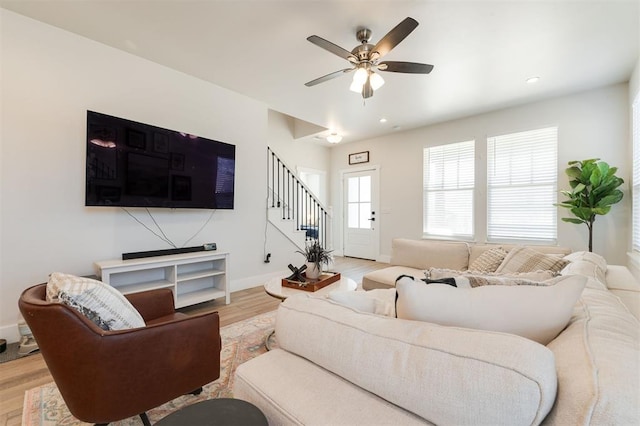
left=85, top=111, right=235, bottom=209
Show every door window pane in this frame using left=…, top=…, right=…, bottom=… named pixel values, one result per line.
left=347, top=176, right=372, bottom=229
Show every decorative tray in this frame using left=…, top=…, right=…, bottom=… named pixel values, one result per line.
left=282, top=272, right=341, bottom=292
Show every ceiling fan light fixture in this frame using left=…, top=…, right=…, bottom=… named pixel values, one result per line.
left=353, top=67, right=368, bottom=85
left=370, top=72, right=385, bottom=90
left=350, top=80, right=363, bottom=93
left=326, top=133, right=342, bottom=144
left=362, top=78, right=374, bottom=99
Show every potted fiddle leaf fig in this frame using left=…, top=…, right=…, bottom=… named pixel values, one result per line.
left=557, top=158, right=624, bottom=252
left=297, top=240, right=333, bottom=279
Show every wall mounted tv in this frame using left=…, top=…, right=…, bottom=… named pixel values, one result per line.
left=86, top=111, right=235, bottom=209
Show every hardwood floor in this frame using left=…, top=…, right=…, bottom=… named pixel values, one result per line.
left=0, top=256, right=385, bottom=425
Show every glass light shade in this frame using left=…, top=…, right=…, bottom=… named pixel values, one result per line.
left=350, top=80, right=363, bottom=93
left=353, top=67, right=368, bottom=85
left=370, top=72, right=385, bottom=90
left=326, top=133, right=342, bottom=144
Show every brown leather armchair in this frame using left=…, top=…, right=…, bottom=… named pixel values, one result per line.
left=19, top=284, right=221, bottom=425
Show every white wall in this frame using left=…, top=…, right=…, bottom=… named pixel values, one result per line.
left=330, top=84, right=631, bottom=265
left=628, top=57, right=640, bottom=280
left=267, top=110, right=331, bottom=185
left=266, top=109, right=333, bottom=249
left=0, top=10, right=288, bottom=341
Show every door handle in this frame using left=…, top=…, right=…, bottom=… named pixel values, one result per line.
left=368, top=218, right=376, bottom=221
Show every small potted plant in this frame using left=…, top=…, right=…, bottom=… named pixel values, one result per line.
left=297, top=240, right=333, bottom=279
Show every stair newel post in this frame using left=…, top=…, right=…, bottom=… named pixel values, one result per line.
left=282, top=163, right=287, bottom=219
left=313, top=200, right=317, bottom=242
left=319, top=207, right=323, bottom=248
left=287, top=169, right=291, bottom=220
left=303, top=189, right=308, bottom=241
left=270, top=150, right=275, bottom=208
left=307, top=190, right=311, bottom=241
left=323, top=209, right=327, bottom=249
left=284, top=168, right=288, bottom=219
left=276, top=158, right=281, bottom=208
left=296, top=180, right=300, bottom=231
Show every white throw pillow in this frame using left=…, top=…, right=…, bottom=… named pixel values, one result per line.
left=328, top=289, right=395, bottom=317
left=563, top=251, right=607, bottom=271
left=561, top=260, right=607, bottom=289
left=396, top=275, right=586, bottom=345
left=47, top=272, right=145, bottom=330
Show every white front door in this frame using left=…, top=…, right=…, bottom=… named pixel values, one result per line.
left=343, top=168, right=379, bottom=260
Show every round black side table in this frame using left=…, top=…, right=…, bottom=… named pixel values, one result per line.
left=154, top=398, right=268, bottom=426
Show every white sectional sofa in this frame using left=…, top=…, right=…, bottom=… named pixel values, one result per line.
left=362, top=238, right=572, bottom=290
left=234, top=240, right=640, bottom=425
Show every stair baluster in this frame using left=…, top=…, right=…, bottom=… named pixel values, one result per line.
left=266, top=147, right=330, bottom=249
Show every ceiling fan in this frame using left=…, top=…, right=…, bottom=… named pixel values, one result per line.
left=305, top=17, right=434, bottom=99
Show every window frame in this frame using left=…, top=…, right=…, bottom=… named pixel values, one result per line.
left=422, top=140, right=476, bottom=240
left=486, top=126, right=559, bottom=244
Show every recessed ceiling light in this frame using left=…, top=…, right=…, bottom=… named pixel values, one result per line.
left=526, top=76, right=540, bottom=84
left=379, top=118, right=387, bottom=123
left=326, top=133, right=342, bottom=144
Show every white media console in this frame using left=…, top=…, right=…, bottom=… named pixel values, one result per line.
left=95, top=251, right=230, bottom=309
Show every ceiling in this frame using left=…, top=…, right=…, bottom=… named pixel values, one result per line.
left=2, top=0, right=638, bottom=145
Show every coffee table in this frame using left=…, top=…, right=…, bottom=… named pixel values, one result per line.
left=263, top=274, right=357, bottom=349
left=264, top=274, right=357, bottom=301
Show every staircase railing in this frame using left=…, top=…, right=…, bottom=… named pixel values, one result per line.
left=267, top=147, right=330, bottom=249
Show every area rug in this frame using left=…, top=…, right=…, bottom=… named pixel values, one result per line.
left=21, top=310, right=277, bottom=426
left=0, top=341, right=39, bottom=364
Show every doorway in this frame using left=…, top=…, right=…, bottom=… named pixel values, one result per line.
left=342, top=167, right=379, bottom=260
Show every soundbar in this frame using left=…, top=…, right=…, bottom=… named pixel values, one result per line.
left=122, top=243, right=216, bottom=260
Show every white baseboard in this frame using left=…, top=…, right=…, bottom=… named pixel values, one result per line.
left=230, top=270, right=290, bottom=293
left=0, top=323, right=20, bottom=344
left=376, top=255, right=391, bottom=263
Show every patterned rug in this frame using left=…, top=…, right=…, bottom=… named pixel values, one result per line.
left=21, top=310, right=277, bottom=426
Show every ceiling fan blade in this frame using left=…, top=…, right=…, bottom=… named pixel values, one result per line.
left=305, top=68, right=354, bottom=87
left=307, top=35, right=358, bottom=62
left=378, top=61, right=434, bottom=74
left=371, top=17, right=419, bottom=59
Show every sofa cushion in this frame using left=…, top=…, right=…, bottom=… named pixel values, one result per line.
left=362, top=265, right=424, bottom=290
left=604, top=265, right=640, bottom=320
left=496, top=246, right=570, bottom=274
left=46, top=272, right=145, bottom=330
left=390, top=238, right=469, bottom=270
left=234, top=349, right=429, bottom=425
left=396, top=275, right=586, bottom=344
left=544, top=288, right=640, bottom=425
left=468, top=247, right=508, bottom=272
left=276, top=294, right=557, bottom=425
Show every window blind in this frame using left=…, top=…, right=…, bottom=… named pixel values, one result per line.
left=487, top=127, right=558, bottom=242
left=423, top=140, right=475, bottom=238
left=633, top=94, right=640, bottom=252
